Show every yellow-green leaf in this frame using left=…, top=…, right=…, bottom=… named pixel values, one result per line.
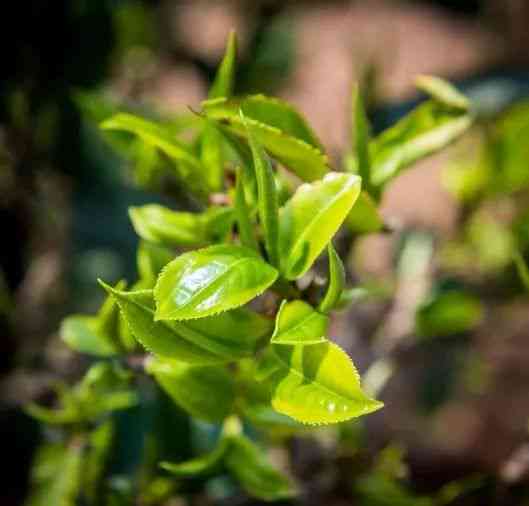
left=346, top=191, right=384, bottom=234
left=208, top=30, right=237, bottom=99
left=416, top=75, right=470, bottom=111
left=154, top=245, right=278, bottom=320
left=271, top=300, right=328, bottom=345
left=258, top=342, right=383, bottom=425
left=279, top=172, right=361, bottom=279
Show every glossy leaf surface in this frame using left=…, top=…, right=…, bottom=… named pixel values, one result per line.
left=147, top=358, right=234, bottom=422
left=279, top=172, right=361, bottom=279
left=271, top=300, right=328, bottom=345
left=258, top=342, right=383, bottom=424
left=129, top=204, right=233, bottom=248
left=101, top=282, right=271, bottom=363
left=319, top=243, right=346, bottom=314
left=154, top=245, right=278, bottom=320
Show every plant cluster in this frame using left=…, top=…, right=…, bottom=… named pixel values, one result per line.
left=25, top=32, right=475, bottom=505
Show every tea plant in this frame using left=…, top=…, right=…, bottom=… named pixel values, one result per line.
left=25, top=32, right=474, bottom=505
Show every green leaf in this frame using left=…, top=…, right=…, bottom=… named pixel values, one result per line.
left=147, top=357, right=235, bottom=422
left=161, top=438, right=230, bottom=477
left=25, top=442, right=83, bottom=506
left=208, top=30, right=237, bottom=99
left=234, top=168, right=259, bottom=251
left=129, top=204, right=233, bottom=248
left=279, top=172, right=361, bottom=279
left=101, top=282, right=272, bottom=363
left=241, top=110, right=280, bottom=266
left=61, top=281, right=127, bottom=356
left=258, top=342, right=383, bottom=424
left=514, top=251, right=529, bottom=292
left=101, top=113, right=207, bottom=198
left=319, top=243, right=346, bottom=313
left=415, top=290, right=483, bottom=337
left=346, top=190, right=384, bottom=234
left=60, top=316, right=118, bottom=357
left=271, top=300, right=328, bottom=345
left=370, top=100, right=473, bottom=187
left=154, top=245, right=278, bottom=320
left=200, top=120, right=224, bottom=191
left=83, top=421, right=114, bottom=504
left=224, top=435, right=296, bottom=501
left=237, top=94, right=324, bottom=150
left=137, top=241, right=174, bottom=286
left=352, top=85, right=373, bottom=195
left=415, top=75, right=470, bottom=111
left=203, top=98, right=329, bottom=181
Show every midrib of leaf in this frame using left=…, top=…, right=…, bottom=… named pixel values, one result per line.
left=286, top=187, right=352, bottom=270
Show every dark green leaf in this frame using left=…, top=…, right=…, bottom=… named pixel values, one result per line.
left=147, top=357, right=235, bottom=422
left=101, top=282, right=272, bottom=363
left=352, top=85, right=373, bottom=195
left=225, top=434, right=296, bottom=501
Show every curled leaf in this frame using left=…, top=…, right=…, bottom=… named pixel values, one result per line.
left=271, top=300, right=328, bottom=345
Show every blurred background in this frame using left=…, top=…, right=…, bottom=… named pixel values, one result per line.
left=3, top=0, right=529, bottom=504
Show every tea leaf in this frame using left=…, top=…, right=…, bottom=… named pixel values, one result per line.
left=271, top=300, right=328, bottom=345
left=258, top=342, right=383, bottom=424
left=242, top=111, right=280, bottom=266
left=200, top=120, right=225, bottom=191
left=279, top=172, right=361, bottom=279
left=352, top=85, right=373, bottom=195
left=203, top=98, right=329, bottom=181
left=234, top=168, right=259, bottom=251
left=101, top=113, right=207, bottom=198
left=318, top=243, right=346, bottom=314
left=154, top=245, right=278, bottom=320
left=346, top=191, right=384, bottom=234
left=129, top=205, right=233, bottom=248
left=370, top=101, right=473, bottom=187
left=101, top=282, right=272, bottom=363
left=225, top=435, right=296, bottom=501
left=416, top=75, right=470, bottom=111
left=208, top=30, right=237, bottom=99
left=147, top=358, right=235, bottom=422
left=161, top=438, right=230, bottom=477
